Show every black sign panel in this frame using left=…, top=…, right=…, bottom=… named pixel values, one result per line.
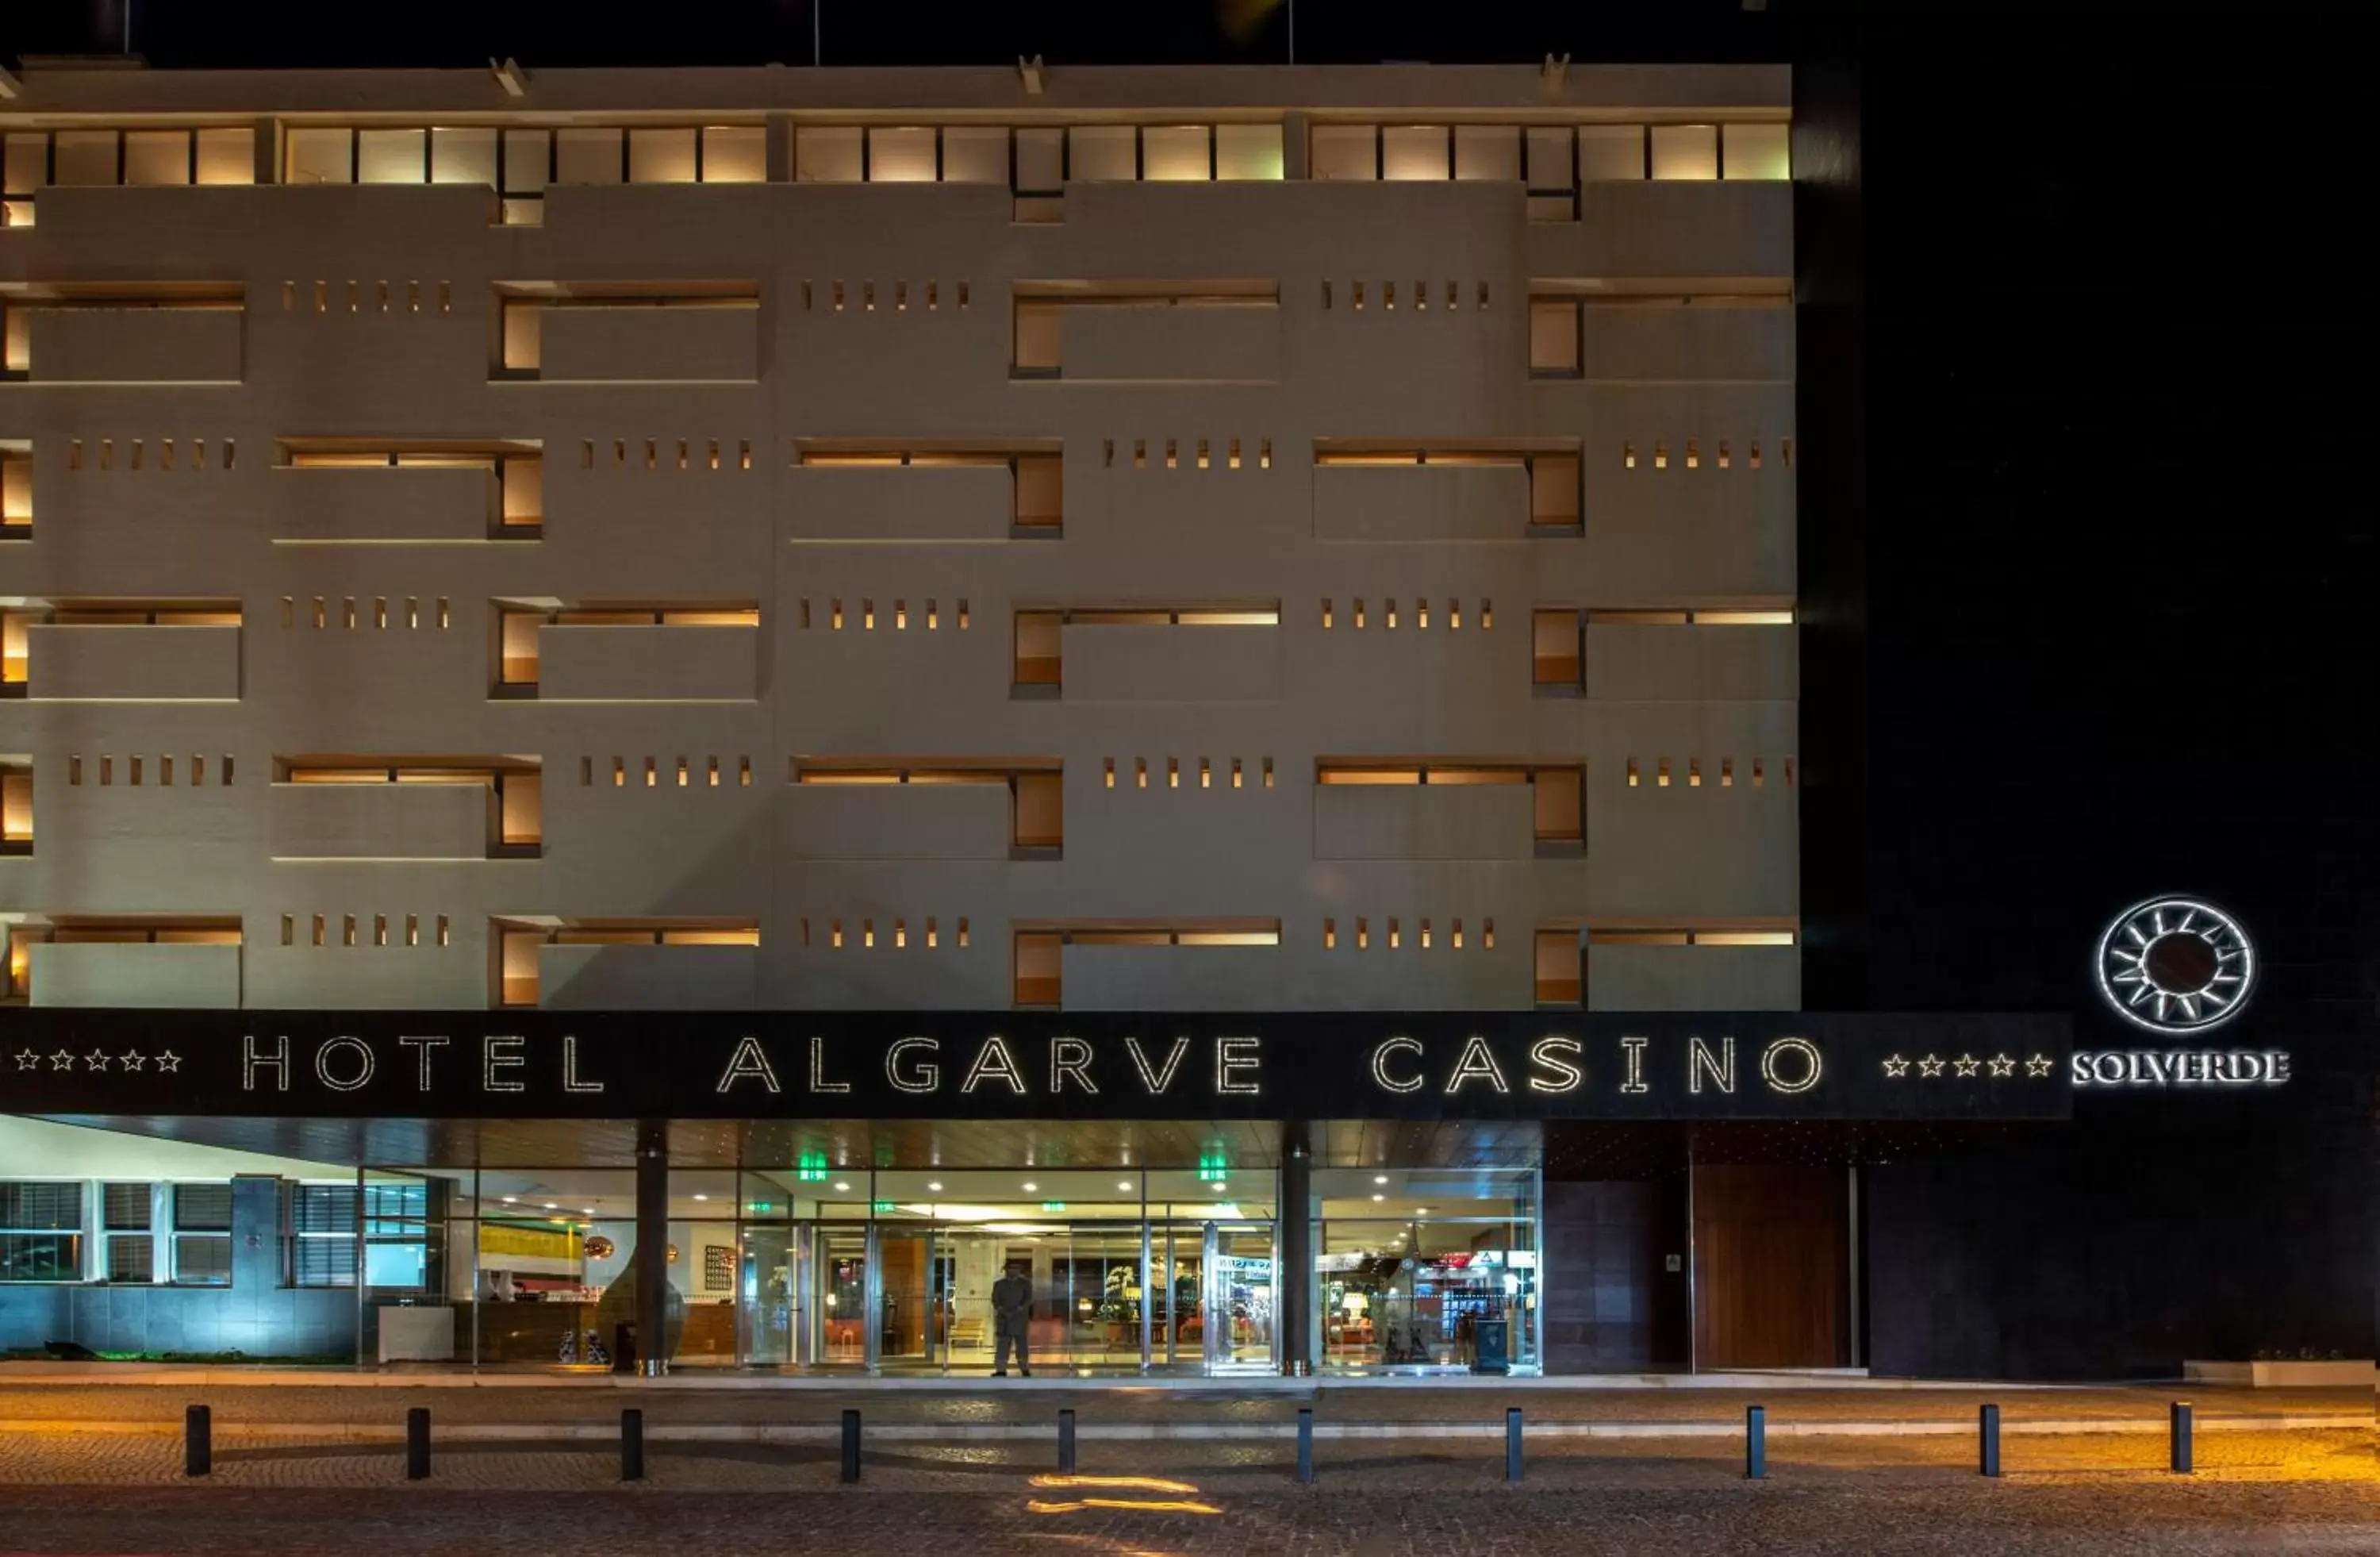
left=0, top=1009, right=2071, bottom=1122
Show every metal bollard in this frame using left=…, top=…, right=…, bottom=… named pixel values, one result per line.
left=405, top=1406, right=431, bottom=1481
left=1296, top=1406, right=1315, bottom=1485
left=1058, top=1407, right=1077, bottom=1473
left=2170, top=1401, right=2193, bottom=1475
left=1979, top=1404, right=2001, bottom=1478
left=840, top=1408, right=862, bottom=1483
left=184, top=1404, right=211, bottom=1478
left=620, top=1407, right=644, bottom=1482
left=1745, top=1404, right=1767, bottom=1479
left=1505, top=1406, right=1523, bottom=1482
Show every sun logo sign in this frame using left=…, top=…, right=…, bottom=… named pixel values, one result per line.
left=2094, top=895, right=2255, bottom=1035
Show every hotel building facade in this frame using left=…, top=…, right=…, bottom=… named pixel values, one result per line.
left=0, top=61, right=2364, bottom=1378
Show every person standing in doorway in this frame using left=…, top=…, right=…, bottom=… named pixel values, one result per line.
left=992, top=1259, right=1034, bottom=1377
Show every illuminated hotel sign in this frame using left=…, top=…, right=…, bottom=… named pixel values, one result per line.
left=2069, top=1048, right=2290, bottom=1088
left=2080, top=895, right=2286, bottom=1088
left=2, top=1011, right=2071, bottom=1122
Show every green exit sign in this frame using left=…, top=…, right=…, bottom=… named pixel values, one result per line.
left=1041, top=1201, right=1067, bottom=1213
left=873, top=1200, right=895, bottom=1215
left=796, top=1149, right=830, bottom=1183
left=1197, top=1148, right=1230, bottom=1183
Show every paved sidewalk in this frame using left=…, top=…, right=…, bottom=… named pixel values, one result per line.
left=1, top=1378, right=2369, bottom=1431
left=0, top=1431, right=2375, bottom=1555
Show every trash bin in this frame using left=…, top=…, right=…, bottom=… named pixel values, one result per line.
left=1470, top=1317, right=1510, bottom=1374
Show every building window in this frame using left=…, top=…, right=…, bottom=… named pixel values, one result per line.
left=282, top=759, right=542, bottom=858
left=1014, top=932, right=1063, bottom=1007
left=1528, top=298, right=1582, bottom=377
left=171, top=1183, right=233, bottom=1286
left=1534, top=929, right=1583, bottom=1006
left=1309, top=124, right=1378, bottom=181
left=1722, top=123, right=1791, bottom=181
left=494, top=920, right=760, bottom=1007
left=288, top=1182, right=358, bottom=1287
left=102, top=1182, right=155, bottom=1283
left=1531, top=609, right=1582, bottom=691
left=1010, top=605, right=1279, bottom=690
left=1, top=441, right=31, bottom=536
left=1529, top=453, right=1582, bottom=530
left=1012, top=770, right=1065, bottom=855
left=1013, top=301, right=1063, bottom=377
left=0, top=1182, right=83, bottom=1282
left=0, top=759, right=30, bottom=853
left=1012, top=610, right=1062, bottom=688
left=363, top=1181, right=430, bottom=1290
left=1013, top=922, right=1278, bottom=1007
left=1578, top=125, right=1646, bottom=183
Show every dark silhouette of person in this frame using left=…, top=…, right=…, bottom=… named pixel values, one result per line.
left=991, top=1259, right=1034, bottom=1377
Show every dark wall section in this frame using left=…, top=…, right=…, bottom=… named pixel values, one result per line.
left=1791, top=40, right=1868, bottom=1012
left=1541, top=1178, right=1689, bottom=1372
left=1844, top=15, right=2379, bottom=1374
left=1868, top=1041, right=2374, bottom=1378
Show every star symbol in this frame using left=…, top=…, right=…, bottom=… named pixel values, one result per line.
left=1952, top=1054, right=1981, bottom=1078
left=1883, top=1055, right=1910, bottom=1078
left=119, top=1051, right=147, bottom=1073
left=1987, top=1054, right=2016, bottom=1078
left=1917, top=1055, right=1944, bottom=1078
left=2025, top=1054, right=2053, bottom=1078
left=155, top=1051, right=182, bottom=1074
left=84, top=1049, right=110, bottom=1072
left=12, top=1049, right=37, bottom=1071
left=49, top=1049, right=76, bottom=1072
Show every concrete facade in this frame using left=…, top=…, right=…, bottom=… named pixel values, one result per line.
left=2, top=63, right=1796, bottom=1017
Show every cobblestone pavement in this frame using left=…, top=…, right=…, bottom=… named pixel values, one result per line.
left=2, top=1379, right=2368, bottom=1428
left=0, top=1432, right=2374, bottom=1556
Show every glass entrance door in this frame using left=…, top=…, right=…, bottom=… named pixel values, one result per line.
left=874, top=1225, right=936, bottom=1367
left=814, top=1224, right=867, bottom=1367
left=1205, top=1223, right=1276, bottom=1371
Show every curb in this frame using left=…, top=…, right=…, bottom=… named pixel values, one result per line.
left=0, top=1367, right=2079, bottom=1392
left=2, top=1414, right=2368, bottom=1444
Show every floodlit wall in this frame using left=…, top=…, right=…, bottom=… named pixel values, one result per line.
left=0, top=63, right=1796, bottom=1013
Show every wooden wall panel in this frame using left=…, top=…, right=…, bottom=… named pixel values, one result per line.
left=1691, top=1163, right=1848, bottom=1369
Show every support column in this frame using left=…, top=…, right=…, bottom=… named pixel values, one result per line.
left=1279, top=1124, right=1312, bottom=1376
left=634, top=1119, right=669, bottom=1377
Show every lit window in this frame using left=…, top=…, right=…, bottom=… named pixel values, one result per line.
left=1310, top=124, right=1377, bottom=181
left=357, top=128, right=427, bottom=184
left=628, top=127, right=699, bottom=183
left=867, top=127, right=938, bottom=183
left=122, top=130, right=190, bottom=186
left=1529, top=298, right=1582, bottom=376
left=796, top=127, right=864, bottom=183
left=1068, top=126, right=1137, bottom=183
left=431, top=127, right=497, bottom=186
left=1649, top=125, right=1720, bottom=182
left=702, top=126, right=767, bottom=183
left=1576, top=125, right=1645, bottom=183
left=1142, top=125, right=1211, bottom=182
left=1453, top=125, right=1521, bottom=181
left=1722, top=123, right=1791, bottom=182
left=284, top=127, right=354, bottom=186
left=555, top=128, right=624, bottom=185
left=1381, top=125, right=1450, bottom=181
left=942, top=126, right=1008, bottom=185
left=1215, top=124, right=1284, bottom=181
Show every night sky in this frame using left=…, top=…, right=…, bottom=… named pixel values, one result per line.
left=6, top=0, right=2370, bottom=1028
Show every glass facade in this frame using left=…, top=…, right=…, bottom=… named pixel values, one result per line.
left=2, top=1147, right=1541, bottom=1375
left=1310, top=1168, right=1541, bottom=1373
